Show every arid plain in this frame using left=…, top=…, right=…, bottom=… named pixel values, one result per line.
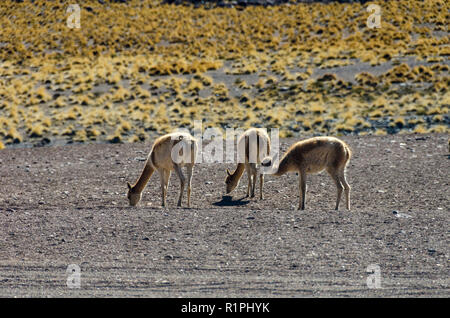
left=0, top=0, right=449, bottom=297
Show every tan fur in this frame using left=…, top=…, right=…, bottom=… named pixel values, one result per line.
left=225, top=128, right=271, bottom=199
left=262, top=136, right=351, bottom=210
left=127, top=132, right=197, bottom=207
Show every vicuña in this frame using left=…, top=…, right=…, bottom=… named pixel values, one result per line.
left=127, top=132, right=197, bottom=207
left=262, top=136, right=351, bottom=210
left=225, top=128, right=271, bottom=199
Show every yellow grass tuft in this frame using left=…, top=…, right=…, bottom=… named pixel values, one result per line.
left=309, top=102, right=326, bottom=114
left=429, top=125, right=449, bottom=133
left=413, top=125, right=429, bottom=134
left=28, top=123, right=46, bottom=137
left=374, top=129, right=387, bottom=136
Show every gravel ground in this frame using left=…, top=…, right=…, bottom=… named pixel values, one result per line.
left=0, top=133, right=448, bottom=297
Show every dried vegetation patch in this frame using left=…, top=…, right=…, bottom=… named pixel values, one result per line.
left=0, top=0, right=448, bottom=147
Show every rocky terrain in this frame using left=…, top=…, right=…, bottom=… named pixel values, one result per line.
left=0, top=133, right=448, bottom=297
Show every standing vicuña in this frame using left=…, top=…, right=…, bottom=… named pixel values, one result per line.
left=127, top=132, right=197, bottom=207
left=262, top=136, right=351, bottom=210
left=225, top=128, right=271, bottom=199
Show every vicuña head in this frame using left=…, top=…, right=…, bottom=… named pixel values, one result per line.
left=127, top=132, right=197, bottom=208
left=225, top=168, right=238, bottom=194
left=262, top=136, right=351, bottom=210
left=224, top=128, right=271, bottom=199
left=127, top=182, right=141, bottom=206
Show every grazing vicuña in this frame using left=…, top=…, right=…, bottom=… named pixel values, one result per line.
left=127, top=132, right=197, bottom=207
left=262, top=136, right=351, bottom=210
left=226, top=128, right=271, bottom=199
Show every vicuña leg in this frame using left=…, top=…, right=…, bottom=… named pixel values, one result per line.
left=328, top=167, right=344, bottom=210
left=245, top=165, right=252, bottom=197
left=158, top=169, right=166, bottom=207
left=164, top=170, right=171, bottom=205
left=299, top=171, right=307, bottom=210
left=186, top=164, right=193, bottom=207
left=259, top=173, right=264, bottom=200
left=338, top=169, right=351, bottom=210
left=173, top=163, right=185, bottom=207
left=250, top=163, right=257, bottom=198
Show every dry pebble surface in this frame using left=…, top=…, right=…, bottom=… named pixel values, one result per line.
left=0, top=133, right=448, bottom=297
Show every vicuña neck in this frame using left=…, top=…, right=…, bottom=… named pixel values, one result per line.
left=272, top=153, right=292, bottom=176
left=132, top=160, right=155, bottom=193
left=231, top=163, right=245, bottom=181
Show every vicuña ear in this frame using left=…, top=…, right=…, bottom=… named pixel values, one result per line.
left=226, top=169, right=231, bottom=176
left=127, top=182, right=132, bottom=190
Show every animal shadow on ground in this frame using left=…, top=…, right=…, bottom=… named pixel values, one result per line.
left=213, top=195, right=250, bottom=207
